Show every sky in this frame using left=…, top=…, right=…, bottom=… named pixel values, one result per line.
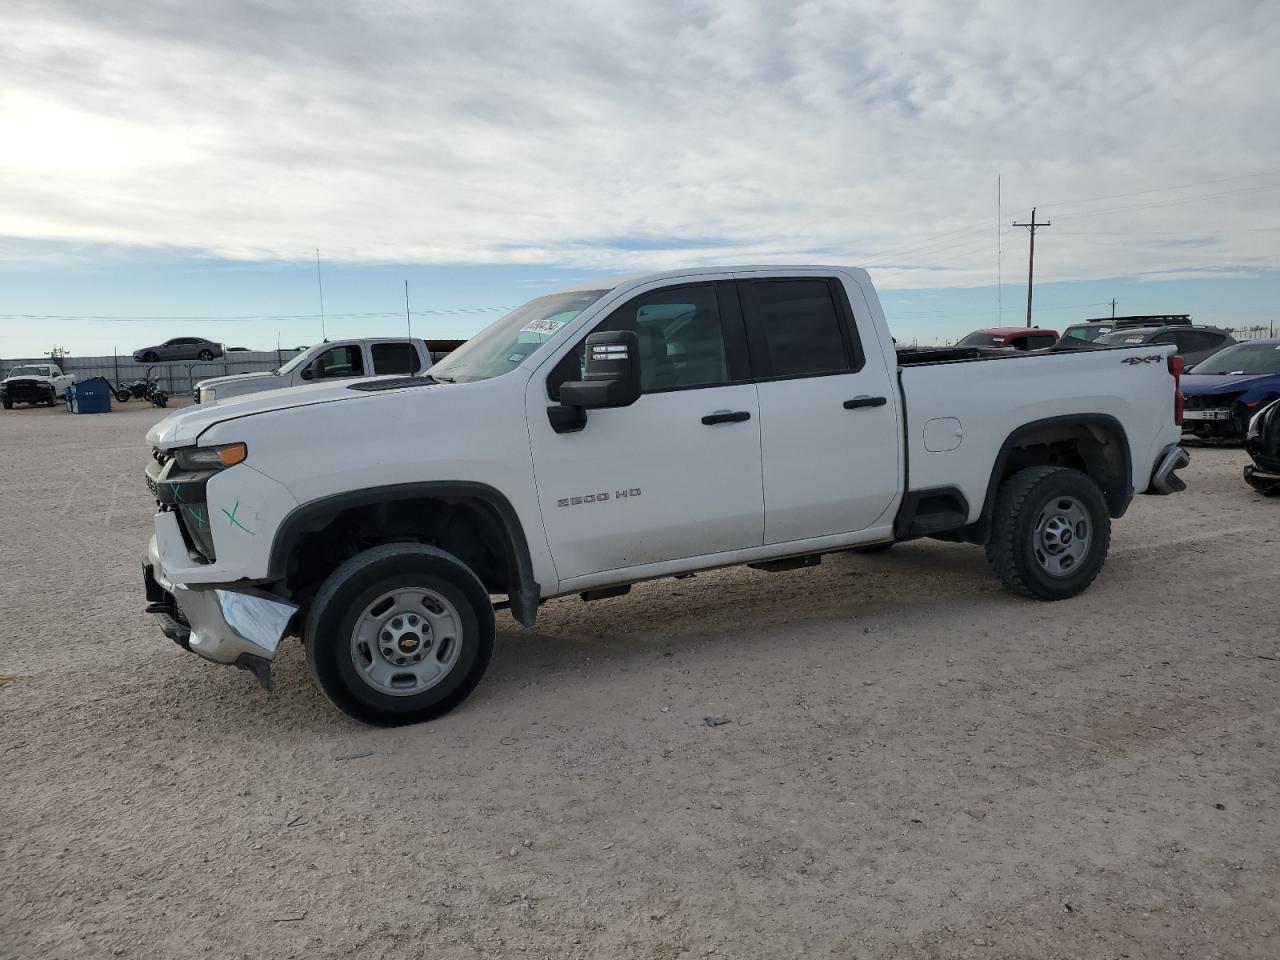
left=1, top=0, right=1278, bottom=358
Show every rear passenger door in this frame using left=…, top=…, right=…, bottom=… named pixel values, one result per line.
left=370, top=341, right=425, bottom=375
left=737, top=274, right=900, bottom=544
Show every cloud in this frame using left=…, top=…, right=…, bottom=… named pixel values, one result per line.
left=1, top=0, right=1278, bottom=288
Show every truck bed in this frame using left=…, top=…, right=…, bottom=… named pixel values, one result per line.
left=897, top=343, right=1182, bottom=525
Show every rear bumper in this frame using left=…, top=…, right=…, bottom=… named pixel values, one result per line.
left=144, top=546, right=298, bottom=685
left=1147, top=443, right=1190, bottom=495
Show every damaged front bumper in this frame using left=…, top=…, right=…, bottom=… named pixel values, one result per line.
left=1244, top=464, right=1280, bottom=495
left=144, top=541, right=297, bottom=688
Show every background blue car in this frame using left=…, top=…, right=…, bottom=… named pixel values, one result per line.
left=1181, top=339, right=1280, bottom=440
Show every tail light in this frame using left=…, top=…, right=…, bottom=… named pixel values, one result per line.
left=1168, top=354, right=1184, bottom=426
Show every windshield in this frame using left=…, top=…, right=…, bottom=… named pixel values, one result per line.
left=1190, top=341, right=1280, bottom=376
left=1062, top=324, right=1114, bottom=342
left=9, top=365, right=49, bottom=376
left=427, top=290, right=609, bottom=384
left=1095, top=331, right=1153, bottom=345
left=276, top=348, right=313, bottom=375
left=956, top=332, right=1006, bottom=347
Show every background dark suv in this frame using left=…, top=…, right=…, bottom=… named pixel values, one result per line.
left=1092, top=325, right=1236, bottom=367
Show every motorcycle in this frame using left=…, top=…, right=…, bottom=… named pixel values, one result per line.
left=114, top=367, right=169, bottom=407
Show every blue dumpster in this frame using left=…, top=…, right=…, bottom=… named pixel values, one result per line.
left=67, top=377, right=113, bottom=414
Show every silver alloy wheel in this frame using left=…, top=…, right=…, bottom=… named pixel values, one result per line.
left=1033, top=495, right=1091, bottom=577
left=349, top=587, right=463, bottom=696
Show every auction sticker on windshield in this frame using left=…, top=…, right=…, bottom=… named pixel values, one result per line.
left=519, top=318, right=567, bottom=336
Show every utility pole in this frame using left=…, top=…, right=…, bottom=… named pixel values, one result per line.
left=1110, top=298, right=1117, bottom=318
left=1012, top=207, right=1051, bottom=326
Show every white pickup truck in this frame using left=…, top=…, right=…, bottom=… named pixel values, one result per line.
left=142, top=265, right=1189, bottom=725
left=192, top=337, right=433, bottom=404
left=1, top=364, right=75, bottom=408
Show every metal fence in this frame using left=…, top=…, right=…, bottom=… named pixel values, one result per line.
left=1, top=350, right=303, bottom=398
left=1226, top=325, right=1276, bottom=341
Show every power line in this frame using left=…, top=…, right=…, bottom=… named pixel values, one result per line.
left=1042, top=167, right=1280, bottom=209
left=0, top=306, right=516, bottom=322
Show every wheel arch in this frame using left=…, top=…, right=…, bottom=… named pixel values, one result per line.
left=267, top=481, right=541, bottom=626
left=969, top=414, right=1132, bottom=543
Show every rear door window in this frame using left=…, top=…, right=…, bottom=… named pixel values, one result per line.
left=740, top=278, right=861, bottom=378
left=371, top=342, right=422, bottom=374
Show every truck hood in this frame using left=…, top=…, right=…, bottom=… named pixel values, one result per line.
left=1181, top=373, right=1280, bottom=395
left=147, top=377, right=434, bottom=448
left=194, top=370, right=278, bottom=389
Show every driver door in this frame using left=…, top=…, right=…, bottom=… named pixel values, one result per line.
left=527, top=279, right=764, bottom=586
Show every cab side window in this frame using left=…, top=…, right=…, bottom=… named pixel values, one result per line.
left=371, top=342, right=421, bottom=374
left=309, top=345, right=365, bottom=379
left=742, top=278, right=861, bottom=378
left=549, top=283, right=733, bottom=398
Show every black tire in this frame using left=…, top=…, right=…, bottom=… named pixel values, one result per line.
left=851, top=542, right=894, bottom=555
left=198, top=349, right=214, bottom=361
left=143, top=351, right=158, bottom=363
left=984, top=466, right=1111, bottom=601
left=114, top=389, right=130, bottom=403
left=1, top=400, right=11, bottom=410
left=304, top=543, right=495, bottom=726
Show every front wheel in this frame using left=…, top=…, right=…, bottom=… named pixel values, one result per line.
left=984, top=466, right=1111, bottom=601
left=304, top=543, right=495, bottom=726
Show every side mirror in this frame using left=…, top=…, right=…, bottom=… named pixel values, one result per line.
left=548, top=331, right=641, bottom=433
left=559, top=330, right=641, bottom=410
left=300, top=359, right=321, bottom=381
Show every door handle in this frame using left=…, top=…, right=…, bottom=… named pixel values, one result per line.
left=701, top=410, right=752, bottom=425
left=843, top=395, right=888, bottom=410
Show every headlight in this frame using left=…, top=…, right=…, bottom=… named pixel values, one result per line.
left=172, top=442, right=247, bottom=470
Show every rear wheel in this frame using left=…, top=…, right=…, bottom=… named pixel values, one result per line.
left=198, top=349, right=214, bottom=361
left=984, top=466, right=1110, bottom=601
left=305, top=543, right=495, bottom=726
left=1, top=400, right=11, bottom=410
left=114, top=389, right=131, bottom=402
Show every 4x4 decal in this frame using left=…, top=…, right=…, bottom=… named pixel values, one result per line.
left=1122, top=355, right=1163, bottom=365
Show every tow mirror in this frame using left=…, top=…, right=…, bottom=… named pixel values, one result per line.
left=560, top=331, right=641, bottom=410
left=300, top=358, right=322, bottom=381
left=549, top=330, right=641, bottom=433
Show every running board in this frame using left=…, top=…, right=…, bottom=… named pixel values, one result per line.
left=749, top=554, right=822, bottom=573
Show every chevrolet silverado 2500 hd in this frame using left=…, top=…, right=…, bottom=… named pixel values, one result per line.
left=142, top=266, right=1190, bottom=725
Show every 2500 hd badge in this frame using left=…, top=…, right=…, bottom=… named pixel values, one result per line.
left=558, top=487, right=642, bottom=507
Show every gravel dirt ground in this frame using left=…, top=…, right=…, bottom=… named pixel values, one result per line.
left=2, top=403, right=1278, bottom=960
